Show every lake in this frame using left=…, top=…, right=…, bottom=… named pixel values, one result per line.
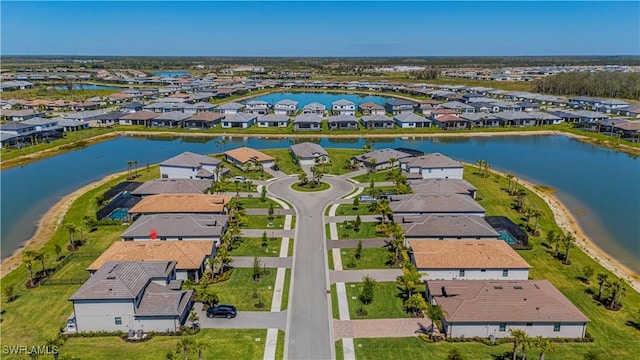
left=246, top=92, right=391, bottom=109
left=53, top=84, right=120, bottom=91
left=150, top=71, right=190, bottom=77
left=1, top=135, right=638, bottom=272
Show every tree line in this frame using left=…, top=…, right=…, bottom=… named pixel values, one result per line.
left=407, top=68, right=441, bottom=80
left=532, top=72, right=640, bottom=100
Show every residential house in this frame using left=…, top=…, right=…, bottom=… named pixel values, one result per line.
left=128, top=194, right=231, bottom=218
left=224, top=146, right=275, bottom=169
left=432, top=114, right=468, bottom=130
left=220, top=112, right=257, bottom=129
left=121, top=214, right=228, bottom=245
left=389, top=193, right=486, bottom=217
left=440, top=101, right=475, bottom=113
left=245, top=100, right=271, bottom=115
left=159, top=151, right=222, bottom=181
left=394, top=113, right=431, bottom=128
left=149, top=112, right=191, bottom=128
left=70, top=261, right=193, bottom=332
left=401, top=153, right=464, bottom=180
left=409, top=178, right=477, bottom=198
left=120, top=101, right=145, bottom=113
left=516, top=102, right=540, bottom=112
left=118, top=111, right=161, bottom=126
left=131, top=179, right=213, bottom=197
left=94, top=112, right=128, bottom=127
left=385, top=99, right=415, bottom=115
left=458, top=113, right=502, bottom=128
left=58, top=118, right=90, bottom=132
left=290, top=142, right=329, bottom=165
left=302, top=102, right=326, bottom=116
left=399, top=214, right=499, bottom=240
left=274, top=99, right=299, bottom=115
left=293, top=113, right=322, bottom=131
left=426, top=280, right=590, bottom=339
left=0, top=80, right=34, bottom=91
left=358, top=102, right=386, bottom=115
left=216, top=101, right=245, bottom=114
left=257, top=114, right=290, bottom=128
left=328, top=114, right=359, bottom=130
left=183, top=112, right=225, bottom=129
left=351, top=148, right=412, bottom=171
left=0, top=109, right=46, bottom=121
left=22, top=117, right=63, bottom=140
left=143, top=102, right=185, bottom=113
left=409, top=240, right=529, bottom=280
left=183, top=102, right=216, bottom=114
left=331, top=99, right=356, bottom=115
left=0, top=122, right=38, bottom=148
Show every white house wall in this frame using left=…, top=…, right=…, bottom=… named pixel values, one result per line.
left=160, top=165, right=199, bottom=179
left=133, top=316, right=183, bottom=333
left=447, top=322, right=586, bottom=339
left=419, top=167, right=464, bottom=180
left=73, top=299, right=136, bottom=332
left=418, top=268, right=529, bottom=281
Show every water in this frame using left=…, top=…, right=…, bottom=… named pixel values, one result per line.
left=246, top=92, right=391, bottom=109
left=53, top=84, right=120, bottom=91
left=150, top=71, right=190, bottom=77
left=1, top=135, right=639, bottom=272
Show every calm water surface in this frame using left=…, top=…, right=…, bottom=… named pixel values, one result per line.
left=1, top=135, right=638, bottom=272
left=247, top=92, right=391, bottom=109
left=150, top=71, right=190, bottom=77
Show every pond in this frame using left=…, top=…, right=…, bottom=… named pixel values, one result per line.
left=150, top=71, right=190, bottom=77
left=246, top=92, right=391, bottom=109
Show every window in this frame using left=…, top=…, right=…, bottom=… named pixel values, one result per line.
left=480, top=269, right=486, bottom=272
left=526, top=323, right=533, bottom=327
left=459, top=269, right=465, bottom=277
left=115, top=317, right=122, bottom=325
left=499, top=323, right=506, bottom=332
left=502, top=269, right=509, bottom=277
left=554, top=323, right=561, bottom=332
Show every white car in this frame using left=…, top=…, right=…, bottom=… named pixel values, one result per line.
left=64, top=318, right=77, bottom=333
left=234, top=176, right=247, bottom=183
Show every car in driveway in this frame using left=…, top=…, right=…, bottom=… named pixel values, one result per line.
left=206, top=304, right=237, bottom=319
left=234, top=176, right=247, bottom=183
left=359, top=195, right=376, bottom=203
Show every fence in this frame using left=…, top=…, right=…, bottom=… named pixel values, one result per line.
left=40, top=251, right=101, bottom=286
left=41, top=277, right=90, bottom=286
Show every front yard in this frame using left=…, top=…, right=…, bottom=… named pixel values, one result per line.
left=208, top=267, right=277, bottom=311
left=331, top=221, right=386, bottom=240
left=336, top=248, right=397, bottom=270
left=343, top=281, right=418, bottom=319
left=230, top=237, right=287, bottom=257
left=332, top=204, right=377, bottom=216
left=242, top=215, right=292, bottom=229
left=239, top=197, right=283, bottom=209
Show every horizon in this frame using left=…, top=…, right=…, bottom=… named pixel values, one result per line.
left=2, top=1, right=639, bottom=57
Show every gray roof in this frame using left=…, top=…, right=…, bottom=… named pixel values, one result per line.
left=259, top=114, right=290, bottom=122
left=159, top=151, right=220, bottom=168
left=69, top=261, right=175, bottom=300
left=136, top=281, right=192, bottom=316
left=362, top=114, right=394, bottom=123
left=394, top=113, right=430, bottom=123
left=64, top=109, right=107, bottom=120
left=121, top=102, right=144, bottom=109
left=0, top=122, right=36, bottom=131
left=216, top=101, right=245, bottom=110
left=386, top=98, right=415, bottom=106
left=121, top=213, right=228, bottom=238
left=303, top=102, right=326, bottom=110
left=440, top=101, right=474, bottom=110
left=353, top=148, right=413, bottom=165
left=397, top=214, right=499, bottom=238
left=224, top=112, right=256, bottom=123
left=410, top=178, right=476, bottom=195
left=183, top=102, right=215, bottom=111
left=132, top=179, right=212, bottom=196
left=294, top=113, right=322, bottom=124
left=332, top=99, right=354, bottom=106
left=58, top=118, right=89, bottom=128
left=328, top=114, right=358, bottom=123
left=275, top=99, right=298, bottom=106
left=153, top=112, right=192, bottom=121
left=22, top=117, right=60, bottom=126
left=390, top=193, right=486, bottom=214
left=458, top=113, right=499, bottom=121
left=402, top=153, right=462, bottom=169
left=290, top=142, right=328, bottom=159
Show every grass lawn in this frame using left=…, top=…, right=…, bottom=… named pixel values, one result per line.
left=335, top=221, right=385, bottom=240
left=320, top=148, right=366, bottom=176
left=212, top=156, right=274, bottom=181
left=287, top=238, right=294, bottom=257
left=47, top=255, right=96, bottom=280
left=351, top=169, right=397, bottom=183
left=275, top=330, right=286, bottom=360
left=281, top=269, right=291, bottom=311
left=239, top=197, right=282, bottom=209
left=335, top=339, right=344, bottom=360
left=230, top=237, right=283, bottom=257
left=242, top=215, right=287, bottom=229
left=291, top=181, right=331, bottom=192
left=462, top=165, right=640, bottom=359
left=345, top=281, right=414, bottom=319
left=330, top=283, right=339, bottom=319
left=61, top=329, right=268, bottom=360
left=339, top=248, right=396, bottom=270
left=262, top=149, right=302, bottom=175
left=333, top=204, right=376, bottom=216
left=328, top=249, right=335, bottom=270
left=210, top=267, right=276, bottom=311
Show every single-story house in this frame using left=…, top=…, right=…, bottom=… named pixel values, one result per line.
left=120, top=101, right=145, bottom=113
left=458, top=113, right=503, bottom=128
left=328, top=114, right=359, bottom=130
left=58, top=118, right=90, bottom=132
left=159, top=151, right=222, bottom=181
left=21, top=117, right=64, bottom=139
left=409, top=178, right=477, bottom=198
left=432, top=114, right=468, bottom=130
left=290, top=142, right=329, bottom=165
left=131, top=179, right=213, bottom=197
left=216, top=101, right=245, bottom=114
left=351, top=148, right=413, bottom=171
left=293, top=113, right=322, bottom=131
left=274, top=99, right=299, bottom=115
left=401, top=153, right=464, bottom=180
left=128, top=194, right=231, bottom=217
left=516, top=102, right=540, bottom=112
left=0, top=109, right=46, bottom=121
left=302, top=102, right=326, bottom=116
left=257, top=114, right=290, bottom=128
left=426, top=279, right=590, bottom=339
left=394, top=113, right=431, bottom=128
left=224, top=146, right=275, bottom=169
left=183, top=102, right=216, bottom=114
left=385, top=98, right=415, bottom=115
left=332, top=99, right=356, bottom=115
left=121, top=213, right=228, bottom=244
left=149, top=112, right=191, bottom=128
left=220, top=112, right=257, bottom=128
left=361, top=114, right=395, bottom=129
left=94, top=111, right=128, bottom=127
left=358, top=102, right=386, bottom=115
left=389, top=193, right=486, bottom=216
left=409, top=240, right=530, bottom=280
left=70, top=261, right=192, bottom=333
left=118, top=111, right=161, bottom=126
left=439, top=101, right=475, bottom=113
left=183, top=112, right=225, bottom=129
left=399, top=214, right=499, bottom=240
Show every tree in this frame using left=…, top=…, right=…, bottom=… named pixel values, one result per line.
left=397, top=262, right=421, bottom=298
left=177, top=337, right=193, bottom=360
left=517, top=189, right=527, bottom=212
left=368, top=158, right=377, bottom=173
left=596, top=272, right=608, bottom=300
left=426, top=304, right=444, bottom=337
left=510, top=329, right=528, bottom=360
left=260, top=185, right=267, bottom=203
left=3, top=284, right=16, bottom=302
left=447, top=349, right=464, bottom=360
left=506, top=173, right=515, bottom=193
left=352, top=196, right=360, bottom=210
left=532, top=336, right=556, bottom=360
left=582, top=265, right=594, bottom=284
left=199, top=291, right=219, bottom=308
left=562, top=232, right=576, bottom=264
left=23, top=250, right=36, bottom=287
left=363, top=142, right=373, bottom=153
left=369, top=198, right=391, bottom=223
left=253, top=257, right=262, bottom=281
left=530, top=209, right=543, bottom=235
left=546, top=230, right=560, bottom=257
left=193, top=340, right=208, bottom=360
left=359, top=275, right=376, bottom=305
left=606, top=278, right=627, bottom=310
left=126, top=160, right=134, bottom=179
left=354, top=215, right=362, bottom=232
left=33, top=251, right=46, bottom=274
left=477, top=159, right=484, bottom=175
left=188, top=310, right=199, bottom=328
left=65, top=223, right=77, bottom=251
left=298, top=173, right=308, bottom=185
left=355, top=240, right=363, bottom=260
left=520, top=336, right=532, bottom=360
left=207, top=257, right=218, bottom=282
left=54, top=244, right=63, bottom=261
left=216, top=248, right=233, bottom=275
left=268, top=202, right=275, bottom=221
left=261, top=231, right=268, bottom=248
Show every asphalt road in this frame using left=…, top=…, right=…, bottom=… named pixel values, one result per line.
left=268, top=177, right=354, bottom=360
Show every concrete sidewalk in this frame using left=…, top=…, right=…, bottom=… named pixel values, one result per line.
left=326, top=215, right=381, bottom=222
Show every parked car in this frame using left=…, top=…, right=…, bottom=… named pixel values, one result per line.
left=271, top=164, right=280, bottom=171
left=206, top=304, right=237, bottom=319
left=64, top=318, right=77, bottom=333
left=234, top=176, right=247, bottom=183
left=359, top=195, right=376, bottom=203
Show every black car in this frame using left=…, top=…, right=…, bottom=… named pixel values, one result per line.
left=271, top=164, right=280, bottom=171
left=206, top=305, right=237, bottom=319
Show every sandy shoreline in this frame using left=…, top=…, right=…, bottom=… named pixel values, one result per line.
left=0, top=170, right=127, bottom=277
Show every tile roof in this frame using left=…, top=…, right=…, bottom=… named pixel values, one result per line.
left=259, top=114, right=290, bottom=122
left=223, top=112, right=256, bottom=123
left=303, top=102, right=326, bottom=110
left=294, top=113, right=322, bottom=123
left=121, top=213, right=228, bottom=238
left=120, top=111, right=161, bottom=121
left=136, top=282, right=192, bottom=316
left=427, top=280, right=590, bottom=323
left=358, top=102, right=385, bottom=110
left=410, top=178, right=476, bottom=195
left=224, top=146, right=274, bottom=164
left=410, top=240, right=528, bottom=268
left=87, top=241, right=214, bottom=271
left=332, top=99, right=355, bottom=106
left=390, top=193, right=486, bottom=214
left=186, top=112, right=225, bottom=122
left=362, top=114, right=394, bottom=122
left=153, top=112, right=192, bottom=121
left=400, top=214, right=498, bottom=238
left=216, top=101, right=245, bottom=110
left=290, top=142, right=328, bottom=158
left=159, top=151, right=220, bottom=168
left=328, top=114, right=358, bottom=123
left=402, top=153, right=462, bottom=169
left=353, top=148, right=413, bottom=165
left=394, top=113, right=429, bottom=123
left=128, top=194, right=231, bottom=214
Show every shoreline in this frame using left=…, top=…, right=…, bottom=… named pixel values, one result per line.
left=486, top=166, right=640, bottom=293
left=0, top=170, right=127, bottom=277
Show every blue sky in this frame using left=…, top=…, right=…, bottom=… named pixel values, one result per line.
left=1, top=1, right=639, bottom=56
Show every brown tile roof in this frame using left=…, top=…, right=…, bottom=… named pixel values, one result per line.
left=187, top=112, right=225, bottom=122
left=169, top=93, right=190, bottom=98
left=432, top=109, right=459, bottom=115
left=121, top=111, right=161, bottom=120
left=87, top=241, right=214, bottom=271
left=224, top=146, right=274, bottom=164
left=109, top=93, right=133, bottom=100
left=128, top=194, right=231, bottom=214
left=410, top=240, right=530, bottom=269
left=427, top=279, right=590, bottom=323
left=436, top=114, right=465, bottom=122
left=358, top=102, right=385, bottom=110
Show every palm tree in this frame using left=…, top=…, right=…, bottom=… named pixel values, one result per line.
left=607, top=278, right=627, bottom=310
left=363, top=142, right=373, bottom=153
left=562, top=232, right=576, bottom=264
left=177, top=337, right=193, bottom=360
left=65, top=223, right=77, bottom=251
left=533, top=336, right=556, bottom=360
left=126, top=160, right=134, bottom=179
left=389, top=157, right=397, bottom=169
left=426, top=305, right=444, bottom=338
left=192, top=340, right=208, bottom=360
left=188, top=310, right=199, bottom=328
left=23, top=250, right=37, bottom=287
left=477, top=159, right=484, bottom=175
left=368, top=158, right=377, bottom=173
left=369, top=198, right=391, bottom=223
left=396, top=262, right=421, bottom=298
left=530, top=209, right=543, bottom=235
left=596, top=272, right=608, bottom=300
left=517, top=189, right=527, bottom=212
left=484, top=162, right=491, bottom=178
left=34, top=251, right=46, bottom=274
left=298, top=173, right=308, bottom=185
left=510, top=329, right=528, bottom=360
left=506, top=173, right=515, bottom=193
left=207, top=257, right=218, bottom=282
left=133, top=160, right=139, bottom=178
left=545, top=230, right=560, bottom=257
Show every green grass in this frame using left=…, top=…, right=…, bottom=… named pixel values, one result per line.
left=339, top=248, right=396, bottom=270
left=239, top=197, right=283, bottom=209
left=352, top=169, right=396, bottom=183
left=242, top=215, right=287, bottom=229
left=275, top=330, right=286, bottom=360
left=345, top=281, right=415, bottom=319
left=281, top=269, right=291, bottom=311
left=330, top=283, right=340, bottom=319
left=333, top=204, right=377, bottom=216
left=291, top=181, right=331, bottom=192
left=315, top=148, right=366, bottom=176
left=328, top=249, right=335, bottom=270
left=212, top=156, right=275, bottom=181
left=6, top=87, right=120, bottom=101
left=60, top=329, right=268, bottom=360
left=47, top=256, right=96, bottom=280
left=210, top=267, right=276, bottom=311
left=335, top=221, right=385, bottom=240
left=262, top=149, right=302, bottom=175
left=335, top=339, right=344, bottom=360
left=287, top=238, right=294, bottom=257
left=230, top=237, right=283, bottom=257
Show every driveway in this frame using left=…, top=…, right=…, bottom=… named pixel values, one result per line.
left=195, top=306, right=287, bottom=331
left=267, top=176, right=354, bottom=360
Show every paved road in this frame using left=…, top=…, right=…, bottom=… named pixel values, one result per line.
left=267, top=177, right=354, bottom=360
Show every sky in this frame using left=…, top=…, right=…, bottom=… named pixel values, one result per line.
left=1, top=1, right=639, bottom=57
